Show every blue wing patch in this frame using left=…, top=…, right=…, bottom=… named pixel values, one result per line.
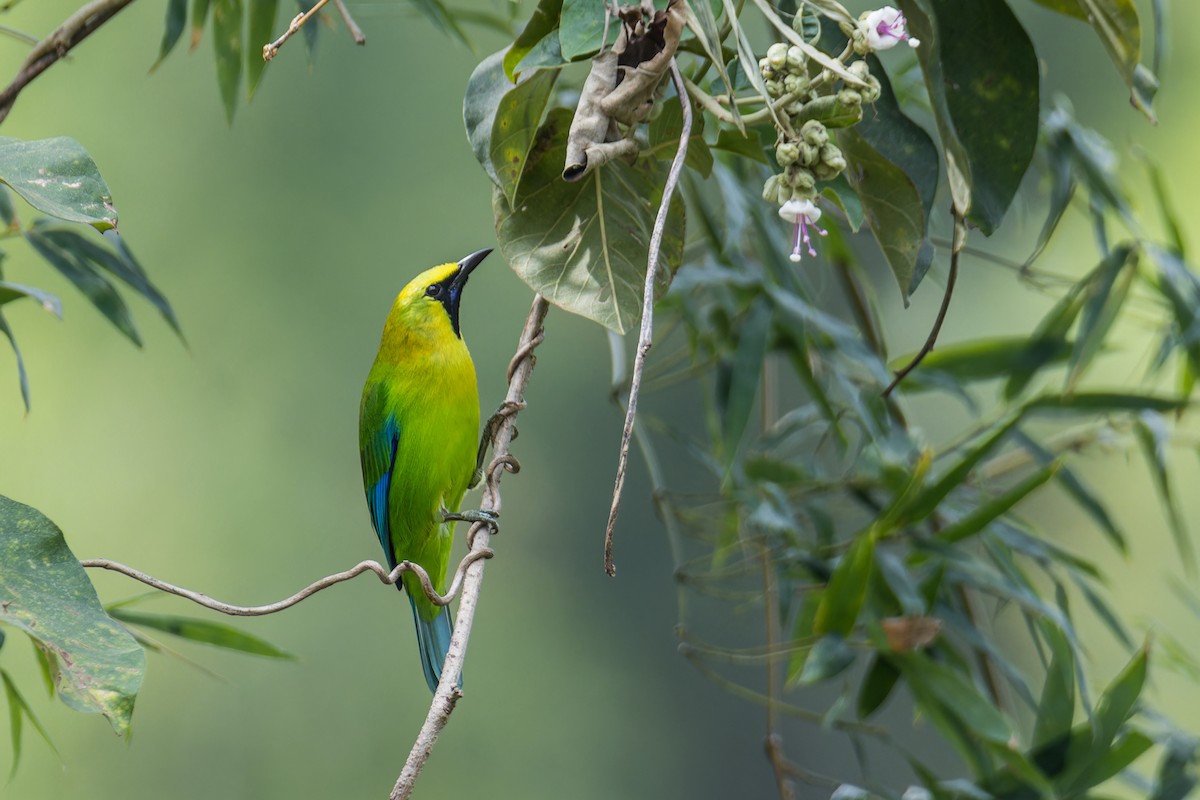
left=364, top=414, right=401, bottom=565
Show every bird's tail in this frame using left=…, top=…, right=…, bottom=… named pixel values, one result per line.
left=407, top=594, right=460, bottom=694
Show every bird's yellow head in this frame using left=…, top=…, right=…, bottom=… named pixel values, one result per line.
left=389, top=248, right=492, bottom=341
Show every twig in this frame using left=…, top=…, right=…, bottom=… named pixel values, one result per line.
left=603, top=60, right=690, bottom=577
left=391, top=294, right=549, bottom=800
left=881, top=217, right=962, bottom=398
left=0, top=0, right=137, bottom=125
left=761, top=544, right=796, bottom=800
left=263, top=0, right=332, bottom=61
left=333, top=0, right=366, bottom=45
left=81, top=550, right=493, bottom=616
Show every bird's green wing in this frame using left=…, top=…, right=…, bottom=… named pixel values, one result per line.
left=360, top=382, right=401, bottom=567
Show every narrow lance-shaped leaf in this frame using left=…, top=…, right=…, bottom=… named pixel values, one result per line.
left=212, top=0, right=244, bottom=124
left=721, top=297, right=771, bottom=466
left=813, top=532, right=875, bottom=637
left=108, top=608, right=295, bottom=659
left=1134, top=411, right=1194, bottom=570
left=152, top=0, right=188, bottom=70
left=0, top=495, right=145, bottom=736
left=246, top=0, right=279, bottom=100
left=1, top=667, right=60, bottom=778
left=25, top=227, right=141, bottom=346
left=410, top=0, right=470, bottom=45
left=794, top=634, right=856, bottom=685
left=493, top=108, right=684, bottom=334
left=938, top=462, right=1059, bottom=545
left=898, top=651, right=1013, bottom=744
left=0, top=137, right=117, bottom=231
left=1032, top=623, right=1076, bottom=773
left=1068, top=244, right=1137, bottom=389
left=191, top=0, right=213, bottom=48
left=1076, top=0, right=1158, bottom=121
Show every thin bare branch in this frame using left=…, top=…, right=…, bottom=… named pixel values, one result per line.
left=603, top=60, right=690, bottom=577
left=81, top=550, right=493, bottom=617
left=0, top=0, right=137, bottom=125
left=391, top=294, right=549, bottom=800
left=263, top=0, right=332, bottom=61
left=882, top=206, right=964, bottom=398
left=332, top=0, right=366, bottom=45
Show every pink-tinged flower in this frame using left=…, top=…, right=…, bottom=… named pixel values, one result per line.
left=863, top=6, right=920, bottom=50
left=779, top=199, right=828, bottom=263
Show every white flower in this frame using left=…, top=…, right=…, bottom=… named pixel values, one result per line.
left=778, top=198, right=828, bottom=263
left=830, top=785, right=870, bottom=800
left=862, top=6, right=920, bottom=50
left=901, top=788, right=933, bottom=800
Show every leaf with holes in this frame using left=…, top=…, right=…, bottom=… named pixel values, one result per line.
left=493, top=108, right=684, bottom=334
left=0, top=495, right=145, bottom=737
left=0, top=137, right=117, bottom=231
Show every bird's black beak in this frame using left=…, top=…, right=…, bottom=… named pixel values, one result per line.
left=452, top=248, right=492, bottom=290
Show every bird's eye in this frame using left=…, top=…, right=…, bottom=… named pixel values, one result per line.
left=426, top=284, right=444, bottom=299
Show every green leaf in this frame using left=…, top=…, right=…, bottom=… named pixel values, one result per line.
left=559, top=0, right=607, bottom=60
left=1068, top=245, right=1136, bottom=389
left=1092, top=644, right=1148, bottom=754
left=493, top=108, right=684, bottom=334
left=813, top=532, right=875, bottom=637
left=899, top=0, right=1039, bottom=235
left=902, top=337, right=1073, bottom=389
left=838, top=127, right=932, bottom=302
left=25, top=227, right=141, bottom=346
left=191, top=0, right=213, bottom=48
left=1005, top=278, right=1087, bottom=399
left=152, top=0, right=188, bottom=70
left=0, top=280, right=61, bottom=411
left=1, top=667, right=59, bottom=778
left=410, top=0, right=470, bottom=45
left=648, top=96, right=712, bottom=178
left=683, top=0, right=740, bottom=131
left=1033, top=624, right=1076, bottom=759
left=0, top=137, right=117, bottom=231
left=1134, top=411, right=1194, bottom=569
left=856, top=655, right=900, bottom=718
left=0, top=495, right=145, bottom=736
left=794, top=634, right=856, bottom=685
left=711, top=128, right=767, bottom=164
left=490, top=69, right=559, bottom=204
left=899, top=652, right=1012, bottom=744
left=1068, top=730, right=1154, bottom=793
left=820, top=173, right=863, bottom=232
left=246, top=0, right=279, bottom=100
left=1028, top=391, right=1188, bottom=415
left=1076, top=0, right=1157, bottom=121
left=36, top=226, right=181, bottom=337
left=905, top=412, right=1022, bottom=524
left=466, top=50, right=559, bottom=201
left=720, top=297, right=770, bottom=465
left=108, top=609, right=295, bottom=659
left=212, top=0, right=244, bottom=124
left=505, top=0, right=563, bottom=79
left=938, top=462, right=1058, bottom=545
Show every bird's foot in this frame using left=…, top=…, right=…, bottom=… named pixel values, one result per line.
left=441, top=508, right=499, bottom=534
left=470, top=401, right=524, bottom=488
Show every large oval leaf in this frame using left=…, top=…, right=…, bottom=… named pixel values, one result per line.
left=494, top=107, right=684, bottom=334
left=899, top=0, right=1039, bottom=235
left=0, top=495, right=144, bottom=736
left=0, top=137, right=117, bottom=231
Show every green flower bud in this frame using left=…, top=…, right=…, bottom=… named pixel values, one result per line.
left=860, top=74, right=882, bottom=103
left=764, top=79, right=784, bottom=99
left=820, top=143, right=847, bottom=173
left=848, top=60, right=871, bottom=80
left=783, top=73, right=807, bottom=96
left=767, top=43, right=788, bottom=70
left=775, top=141, right=800, bottom=167
left=785, top=166, right=816, bottom=194
left=761, top=64, right=777, bottom=81
left=789, top=185, right=817, bottom=203
left=798, top=142, right=819, bottom=166
left=813, top=161, right=839, bottom=181
left=784, top=99, right=805, bottom=117
left=762, top=174, right=782, bottom=203
left=786, top=45, right=805, bottom=69
left=800, top=119, right=829, bottom=148
left=837, top=87, right=863, bottom=107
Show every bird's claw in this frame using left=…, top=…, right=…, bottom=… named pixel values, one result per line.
left=441, top=508, right=500, bottom=534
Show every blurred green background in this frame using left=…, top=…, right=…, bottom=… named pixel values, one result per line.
left=0, top=2, right=1198, bottom=798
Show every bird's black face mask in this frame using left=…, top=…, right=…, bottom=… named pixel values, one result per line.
left=426, top=248, right=491, bottom=338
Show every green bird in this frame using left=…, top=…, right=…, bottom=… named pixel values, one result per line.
left=359, top=248, right=493, bottom=693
